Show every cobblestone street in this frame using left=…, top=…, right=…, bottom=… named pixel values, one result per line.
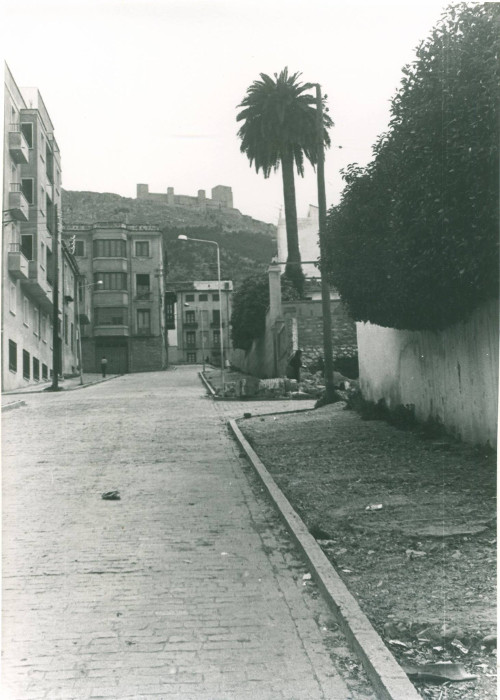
left=2, top=367, right=376, bottom=700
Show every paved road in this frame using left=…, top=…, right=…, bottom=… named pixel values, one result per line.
left=2, top=367, right=376, bottom=699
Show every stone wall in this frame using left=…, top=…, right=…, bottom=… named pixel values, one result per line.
left=231, top=299, right=357, bottom=379
left=357, top=298, right=498, bottom=447
left=282, top=299, right=357, bottom=369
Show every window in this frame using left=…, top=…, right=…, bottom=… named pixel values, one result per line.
left=165, top=299, right=175, bottom=329
left=94, top=307, right=127, bottom=325
left=185, top=310, right=195, bottom=324
left=186, top=331, right=196, bottom=348
left=135, top=241, right=149, bottom=257
left=42, top=363, right=48, bottom=380
left=64, top=313, right=68, bottom=344
left=40, top=186, right=45, bottom=214
left=23, top=297, right=29, bottom=326
left=137, top=309, right=151, bottom=335
left=198, top=294, right=208, bottom=302
left=185, top=294, right=195, bottom=302
left=75, top=240, right=85, bottom=256
left=212, top=293, right=220, bottom=301
left=21, top=123, right=33, bottom=148
left=41, top=242, right=45, bottom=268
left=41, top=314, right=47, bottom=342
left=46, top=195, right=55, bottom=233
left=212, top=309, right=220, bottom=325
left=93, top=239, right=126, bottom=257
left=213, top=330, right=221, bottom=347
left=71, top=323, right=74, bottom=351
left=21, top=179, right=34, bottom=204
left=46, top=248, right=54, bottom=285
left=9, top=340, right=17, bottom=372
left=93, top=272, right=127, bottom=290
left=23, top=350, right=30, bottom=379
left=33, top=306, right=40, bottom=336
left=9, top=282, right=16, bottom=315
left=136, top=274, right=150, bottom=299
left=187, top=352, right=197, bottom=363
left=21, top=235, right=33, bottom=260
left=33, top=357, right=40, bottom=381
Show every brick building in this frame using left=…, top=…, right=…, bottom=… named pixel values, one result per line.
left=62, top=222, right=166, bottom=374
left=2, top=64, right=78, bottom=391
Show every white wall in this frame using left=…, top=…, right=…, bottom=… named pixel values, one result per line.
left=357, top=299, right=498, bottom=447
left=277, top=205, right=320, bottom=278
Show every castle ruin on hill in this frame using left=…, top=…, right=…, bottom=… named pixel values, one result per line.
left=137, top=184, right=233, bottom=210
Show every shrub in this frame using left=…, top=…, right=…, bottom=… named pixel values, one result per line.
left=326, top=3, right=499, bottom=331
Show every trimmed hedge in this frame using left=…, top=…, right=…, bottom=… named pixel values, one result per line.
left=326, top=3, right=499, bottom=331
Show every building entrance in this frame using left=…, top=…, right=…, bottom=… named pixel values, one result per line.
left=95, top=339, right=128, bottom=374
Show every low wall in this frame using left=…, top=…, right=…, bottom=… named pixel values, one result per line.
left=231, top=298, right=358, bottom=379
left=231, top=313, right=291, bottom=379
left=357, top=298, right=498, bottom=447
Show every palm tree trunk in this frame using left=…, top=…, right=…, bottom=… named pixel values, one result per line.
left=281, top=149, right=304, bottom=295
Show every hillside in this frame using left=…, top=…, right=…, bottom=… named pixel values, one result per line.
left=62, top=190, right=277, bottom=286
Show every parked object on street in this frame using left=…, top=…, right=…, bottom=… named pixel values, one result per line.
left=101, top=490, right=120, bottom=501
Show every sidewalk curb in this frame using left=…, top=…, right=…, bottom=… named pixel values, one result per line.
left=2, top=400, right=27, bottom=413
left=65, top=374, right=122, bottom=392
left=228, top=418, right=422, bottom=700
left=2, top=374, right=121, bottom=397
left=199, top=371, right=217, bottom=397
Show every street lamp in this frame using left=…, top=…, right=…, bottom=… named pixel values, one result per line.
left=178, top=235, right=225, bottom=394
left=75, top=278, right=103, bottom=385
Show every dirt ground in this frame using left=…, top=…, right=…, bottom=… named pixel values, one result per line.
left=237, top=402, right=497, bottom=700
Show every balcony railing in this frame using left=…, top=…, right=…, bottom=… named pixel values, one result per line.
left=135, top=290, right=152, bottom=300
left=8, top=126, right=29, bottom=164
left=8, top=244, right=29, bottom=280
left=8, top=184, right=29, bottom=222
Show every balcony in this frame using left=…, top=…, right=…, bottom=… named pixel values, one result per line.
left=210, top=321, right=225, bottom=328
left=8, top=126, right=29, bottom=164
left=8, top=244, right=29, bottom=280
left=135, top=290, right=152, bottom=302
left=94, top=325, right=129, bottom=337
left=8, top=184, right=29, bottom=222
left=93, top=291, right=129, bottom=306
left=184, top=322, right=198, bottom=329
left=21, top=261, right=53, bottom=313
left=92, top=258, right=128, bottom=273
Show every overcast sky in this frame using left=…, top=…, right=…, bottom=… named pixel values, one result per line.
left=3, top=0, right=452, bottom=224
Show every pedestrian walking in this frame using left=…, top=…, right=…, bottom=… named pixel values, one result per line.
left=287, top=349, right=303, bottom=382
left=101, top=356, right=108, bottom=378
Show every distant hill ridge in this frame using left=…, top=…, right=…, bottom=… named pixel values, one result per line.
left=61, top=189, right=277, bottom=286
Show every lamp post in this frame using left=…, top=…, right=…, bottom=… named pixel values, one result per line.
left=75, top=279, right=102, bottom=385
left=178, top=235, right=225, bottom=394
left=314, top=83, right=336, bottom=403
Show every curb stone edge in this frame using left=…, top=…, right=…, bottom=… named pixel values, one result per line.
left=228, top=417, right=422, bottom=700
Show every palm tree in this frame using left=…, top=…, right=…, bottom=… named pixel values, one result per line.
left=236, top=68, right=333, bottom=294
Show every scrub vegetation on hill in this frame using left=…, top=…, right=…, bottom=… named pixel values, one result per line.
left=62, top=189, right=277, bottom=286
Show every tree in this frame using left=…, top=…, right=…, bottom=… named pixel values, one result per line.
left=236, top=68, right=333, bottom=295
left=326, top=3, right=499, bottom=331
left=231, top=273, right=299, bottom=351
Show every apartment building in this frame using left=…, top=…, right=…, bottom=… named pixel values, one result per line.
left=63, top=222, right=166, bottom=374
left=166, top=280, right=233, bottom=365
left=2, top=65, right=78, bottom=391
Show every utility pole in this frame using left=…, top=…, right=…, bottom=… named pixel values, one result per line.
left=316, top=84, right=336, bottom=403
left=50, top=205, right=60, bottom=391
